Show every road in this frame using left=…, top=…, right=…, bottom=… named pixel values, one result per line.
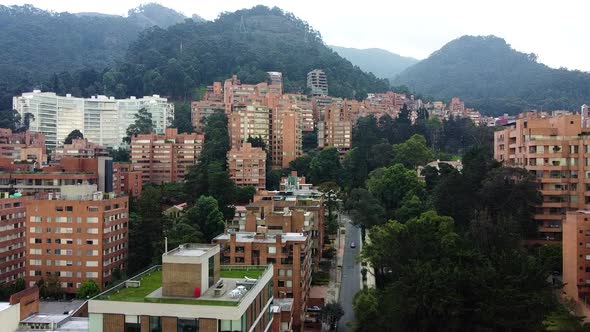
left=337, top=215, right=361, bottom=331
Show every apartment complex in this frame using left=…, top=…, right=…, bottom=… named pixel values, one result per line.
left=13, top=91, right=174, bottom=148
left=51, top=139, right=108, bottom=162
left=112, top=163, right=142, bottom=197
left=493, top=112, right=590, bottom=241
left=271, top=109, right=302, bottom=168
left=88, top=243, right=275, bottom=332
left=563, top=210, right=590, bottom=319
left=0, top=129, right=46, bottom=165
left=0, top=192, right=27, bottom=285
left=227, top=142, right=267, bottom=190
left=25, top=185, right=128, bottom=293
left=213, top=232, right=311, bottom=332
left=130, top=128, right=205, bottom=184
left=191, top=100, right=225, bottom=133
left=317, top=103, right=352, bottom=151
left=229, top=104, right=272, bottom=150
left=306, top=70, right=328, bottom=97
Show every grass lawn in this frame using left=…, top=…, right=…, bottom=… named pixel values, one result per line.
left=105, top=271, right=162, bottom=302
left=219, top=268, right=264, bottom=279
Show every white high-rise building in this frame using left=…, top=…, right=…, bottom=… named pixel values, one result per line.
left=13, top=91, right=174, bottom=148
left=307, top=69, right=328, bottom=97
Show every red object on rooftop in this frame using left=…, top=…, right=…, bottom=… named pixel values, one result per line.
left=194, top=287, right=201, bottom=298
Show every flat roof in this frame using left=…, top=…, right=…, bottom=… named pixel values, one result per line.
left=94, top=265, right=270, bottom=306
left=21, top=314, right=69, bottom=324
left=163, top=243, right=218, bottom=258
left=0, top=302, right=10, bottom=312
left=39, top=300, right=86, bottom=315
left=214, top=232, right=307, bottom=243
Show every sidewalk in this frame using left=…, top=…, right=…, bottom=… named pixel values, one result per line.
left=361, top=229, right=376, bottom=289
left=325, top=225, right=346, bottom=304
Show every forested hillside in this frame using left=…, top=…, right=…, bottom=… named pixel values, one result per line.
left=0, top=5, right=388, bottom=111
left=395, top=35, right=590, bottom=115
left=331, top=46, right=418, bottom=81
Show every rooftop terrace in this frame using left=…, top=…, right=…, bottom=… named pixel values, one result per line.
left=94, top=265, right=270, bottom=306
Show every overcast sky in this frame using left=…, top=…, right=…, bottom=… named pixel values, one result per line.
left=2, top=0, right=588, bottom=71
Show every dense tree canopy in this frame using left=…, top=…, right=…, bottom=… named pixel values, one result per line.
left=64, top=129, right=84, bottom=144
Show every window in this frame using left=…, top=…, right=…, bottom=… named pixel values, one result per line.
left=268, top=246, right=276, bottom=254
left=177, top=318, right=198, bottom=332
left=220, top=319, right=242, bottom=332
left=149, top=317, right=161, bottom=332
left=125, top=315, right=140, bottom=332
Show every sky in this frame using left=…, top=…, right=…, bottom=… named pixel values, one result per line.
left=2, top=0, right=589, bottom=71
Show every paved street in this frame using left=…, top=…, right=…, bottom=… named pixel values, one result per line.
left=337, top=215, right=361, bottom=331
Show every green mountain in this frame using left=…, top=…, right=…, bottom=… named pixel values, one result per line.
left=331, top=46, right=418, bottom=81
left=43, top=6, right=389, bottom=103
left=395, top=35, right=590, bottom=115
left=126, top=3, right=197, bottom=28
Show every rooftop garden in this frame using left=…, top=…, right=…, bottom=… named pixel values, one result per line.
left=97, top=265, right=268, bottom=306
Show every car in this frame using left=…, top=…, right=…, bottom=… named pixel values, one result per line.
left=350, top=242, right=356, bottom=248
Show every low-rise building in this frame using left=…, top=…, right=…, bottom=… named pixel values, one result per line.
left=88, top=243, right=274, bottom=332
left=563, top=210, right=590, bottom=320
left=213, top=232, right=311, bottom=332
left=51, top=139, right=108, bottom=162
left=0, top=129, right=46, bottom=165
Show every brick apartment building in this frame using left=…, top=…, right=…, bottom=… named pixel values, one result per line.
left=113, top=163, right=142, bottom=197
left=213, top=232, right=311, bottom=332
left=51, top=138, right=108, bottom=162
left=563, top=210, right=590, bottom=319
left=191, top=100, right=225, bottom=133
left=317, top=103, right=352, bottom=151
left=130, top=128, right=205, bottom=184
left=25, top=185, right=128, bottom=293
left=494, top=112, right=590, bottom=241
left=0, top=192, right=27, bottom=285
left=0, top=129, right=46, bottom=166
left=227, top=142, right=266, bottom=190
left=229, top=104, right=271, bottom=150
left=271, top=109, right=302, bottom=169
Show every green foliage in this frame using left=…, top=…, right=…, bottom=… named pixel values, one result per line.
left=128, top=186, right=163, bottom=273
left=76, top=280, right=101, bottom=299
left=235, top=186, right=256, bottom=205
left=353, top=288, right=380, bottom=331
left=160, top=182, right=188, bottom=205
left=165, top=221, right=204, bottom=251
left=0, top=109, right=20, bottom=131
left=391, top=134, right=434, bottom=169
left=172, top=103, right=194, bottom=134
left=395, top=35, right=590, bottom=115
left=0, top=278, right=25, bottom=301
left=309, top=147, right=343, bottom=185
left=302, top=131, right=318, bottom=152
left=64, top=129, right=84, bottom=144
left=367, top=164, right=424, bottom=218
left=319, top=301, right=345, bottom=327
left=345, top=188, right=385, bottom=229
left=182, top=196, right=225, bottom=242
left=124, top=108, right=153, bottom=144
left=289, top=155, right=312, bottom=178
left=37, top=274, right=64, bottom=299
left=108, top=147, right=130, bottom=162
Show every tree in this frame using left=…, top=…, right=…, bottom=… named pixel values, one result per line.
left=235, top=186, right=256, bottom=205
left=302, top=131, right=318, bottom=152
left=183, top=196, right=225, bottom=242
left=108, top=147, right=130, bottom=162
left=172, top=103, right=194, bottom=134
left=319, top=302, right=344, bottom=329
left=128, top=186, right=162, bottom=273
left=124, top=108, right=153, bottom=144
left=367, top=164, right=424, bottom=218
left=0, top=109, right=20, bottom=131
left=38, top=274, right=64, bottom=299
left=289, top=155, right=312, bottom=178
left=345, top=188, right=385, bottom=230
left=353, top=288, right=381, bottom=331
left=76, top=280, right=101, bottom=299
left=394, top=194, right=426, bottom=223
left=165, top=221, right=204, bottom=250
left=64, top=129, right=84, bottom=144
left=392, top=134, right=434, bottom=170
left=309, top=147, right=343, bottom=185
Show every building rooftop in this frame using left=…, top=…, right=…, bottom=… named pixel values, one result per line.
left=162, top=243, right=218, bottom=258
left=93, top=265, right=270, bottom=307
left=214, top=232, right=307, bottom=243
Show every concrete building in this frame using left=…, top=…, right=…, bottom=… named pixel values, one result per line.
left=0, top=192, right=27, bottom=285
left=213, top=232, right=311, bottom=332
left=227, top=143, right=266, bottom=190
left=88, top=243, right=274, bottom=332
left=494, top=112, right=590, bottom=242
left=0, top=129, right=46, bottom=165
left=25, top=185, right=128, bottom=293
left=307, top=70, right=328, bottom=97
left=51, top=139, right=108, bottom=162
left=13, top=91, right=174, bottom=148
left=271, top=109, right=302, bottom=169
left=130, top=128, right=205, bottom=184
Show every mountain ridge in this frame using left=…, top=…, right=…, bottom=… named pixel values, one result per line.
left=330, top=45, right=418, bottom=81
